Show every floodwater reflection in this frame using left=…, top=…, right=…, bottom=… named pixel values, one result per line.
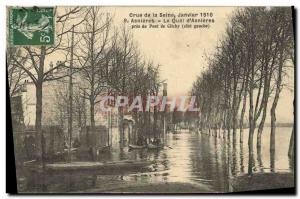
left=23, top=127, right=293, bottom=193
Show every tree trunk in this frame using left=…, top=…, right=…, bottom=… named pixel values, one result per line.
left=270, top=100, right=277, bottom=166
left=248, top=126, right=254, bottom=175
left=35, top=82, right=45, bottom=162
left=240, top=90, right=247, bottom=143
left=257, top=65, right=272, bottom=150
left=119, top=108, right=124, bottom=146
left=232, top=109, right=238, bottom=143
left=231, top=82, right=238, bottom=144
left=226, top=113, right=231, bottom=141
left=270, top=85, right=279, bottom=172
left=248, top=80, right=254, bottom=175
left=288, top=100, right=295, bottom=158
left=90, top=98, right=95, bottom=132
left=270, top=53, right=284, bottom=157
left=288, top=125, right=294, bottom=158
left=154, top=107, right=158, bottom=137
left=257, top=100, right=268, bottom=150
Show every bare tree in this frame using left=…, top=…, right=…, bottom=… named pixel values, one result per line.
left=11, top=7, right=85, bottom=166
left=191, top=7, right=294, bottom=175
left=270, top=8, right=294, bottom=155
left=7, top=47, right=27, bottom=98
left=78, top=7, right=112, bottom=133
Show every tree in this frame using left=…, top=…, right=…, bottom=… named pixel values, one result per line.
left=191, top=7, right=294, bottom=175
left=77, top=7, right=112, bottom=134
left=11, top=7, right=85, bottom=166
left=7, top=47, right=28, bottom=98
left=270, top=8, right=294, bottom=155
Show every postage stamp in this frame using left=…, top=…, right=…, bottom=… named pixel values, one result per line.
left=8, top=7, right=54, bottom=45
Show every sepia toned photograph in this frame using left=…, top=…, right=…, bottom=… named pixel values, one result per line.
left=6, top=6, right=295, bottom=193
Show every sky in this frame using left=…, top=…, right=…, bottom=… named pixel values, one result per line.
left=109, top=6, right=294, bottom=123
left=111, top=6, right=235, bottom=97
left=49, top=6, right=294, bottom=123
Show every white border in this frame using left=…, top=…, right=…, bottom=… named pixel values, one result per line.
left=1, top=0, right=298, bottom=198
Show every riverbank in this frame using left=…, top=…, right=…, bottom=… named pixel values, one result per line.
left=229, top=172, right=295, bottom=192
left=76, top=182, right=214, bottom=193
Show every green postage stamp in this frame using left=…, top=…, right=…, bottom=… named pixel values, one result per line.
left=8, top=7, right=54, bottom=45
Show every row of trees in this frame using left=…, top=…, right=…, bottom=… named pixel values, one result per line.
left=191, top=7, right=294, bottom=174
left=8, top=7, right=163, bottom=162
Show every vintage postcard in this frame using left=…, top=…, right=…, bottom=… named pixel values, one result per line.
left=6, top=6, right=295, bottom=193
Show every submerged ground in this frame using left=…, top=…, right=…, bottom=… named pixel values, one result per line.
left=19, top=127, right=294, bottom=193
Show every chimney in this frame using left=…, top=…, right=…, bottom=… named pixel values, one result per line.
left=21, top=80, right=28, bottom=92
left=56, top=61, right=61, bottom=73
left=163, top=83, right=167, bottom=96
left=49, top=61, right=53, bottom=75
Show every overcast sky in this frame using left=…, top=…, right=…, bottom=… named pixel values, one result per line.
left=50, top=6, right=294, bottom=123
left=110, top=6, right=294, bottom=123
left=111, top=7, right=235, bottom=97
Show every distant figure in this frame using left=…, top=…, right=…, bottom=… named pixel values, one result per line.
left=150, top=138, right=154, bottom=144
left=152, top=137, right=161, bottom=146
left=24, top=135, right=34, bottom=160
left=155, top=137, right=161, bottom=145
left=167, top=126, right=170, bottom=132
left=137, top=136, right=143, bottom=146
left=63, top=141, right=69, bottom=149
left=23, top=135, right=31, bottom=160
left=73, top=138, right=80, bottom=148
left=143, top=137, right=148, bottom=145
left=89, top=147, right=95, bottom=161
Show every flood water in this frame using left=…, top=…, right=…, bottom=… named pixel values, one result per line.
left=21, top=127, right=294, bottom=193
